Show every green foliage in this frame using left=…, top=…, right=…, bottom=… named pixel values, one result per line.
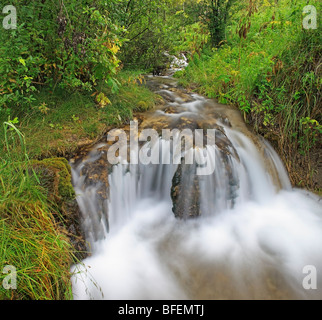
left=195, top=0, right=237, bottom=47
left=176, top=0, right=321, bottom=188
left=173, top=22, right=209, bottom=57
left=0, top=0, right=121, bottom=114
left=0, top=70, right=157, bottom=159
left=117, top=0, right=175, bottom=69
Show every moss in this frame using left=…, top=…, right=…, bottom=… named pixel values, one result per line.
left=31, top=157, right=75, bottom=202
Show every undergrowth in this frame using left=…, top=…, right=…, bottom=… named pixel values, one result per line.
left=176, top=0, right=321, bottom=190
left=0, top=71, right=157, bottom=159
left=0, top=123, right=76, bottom=299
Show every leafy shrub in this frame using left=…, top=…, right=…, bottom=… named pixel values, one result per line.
left=0, top=0, right=121, bottom=114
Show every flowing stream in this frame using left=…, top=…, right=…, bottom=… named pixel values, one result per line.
left=70, top=73, right=322, bottom=300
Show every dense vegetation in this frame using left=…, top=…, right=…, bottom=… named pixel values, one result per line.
left=176, top=0, right=321, bottom=190
left=0, top=0, right=320, bottom=299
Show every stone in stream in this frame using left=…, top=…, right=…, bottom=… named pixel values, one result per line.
left=171, top=162, right=201, bottom=219
left=170, top=129, right=241, bottom=219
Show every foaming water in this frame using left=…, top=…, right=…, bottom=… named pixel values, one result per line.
left=71, top=147, right=322, bottom=300
left=71, top=185, right=322, bottom=299
left=70, top=76, right=322, bottom=300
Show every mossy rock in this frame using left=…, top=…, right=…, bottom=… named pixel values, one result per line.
left=31, top=157, right=75, bottom=202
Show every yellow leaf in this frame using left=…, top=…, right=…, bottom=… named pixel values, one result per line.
left=110, top=44, right=119, bottom=54
left=19, top=58, right=26, bottom=66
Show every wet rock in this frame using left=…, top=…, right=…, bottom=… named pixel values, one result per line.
left=140, top=115, right=173, bottom=134
left=164, top=106, right=180, bottom=114
left=153, top=66, right=167, bottom=76
left=80, top=157, right=111, bottom=195
left=62, top=199, right=88, bottom=260
left=171, top=162, right=201, bottom=219
left=172, top=117, right=199, bottom=131
left=170, top=129, right=241, bottom=219
left=168, top=88, right=193, bottom=102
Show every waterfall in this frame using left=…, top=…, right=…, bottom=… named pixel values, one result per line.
left=70, top=76, right=322, bottom=300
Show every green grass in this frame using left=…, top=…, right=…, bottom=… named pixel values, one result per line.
left=0, top=70, right=157, bottom=300
left=0, top=204, right=74, bottom=300
left=0, top=124, right=76, bottom=299
left=175, top=0, right=321, bottom=190
left=0, top=70, right=157, bottom=159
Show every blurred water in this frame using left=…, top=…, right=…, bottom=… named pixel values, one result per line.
left=70, top=76, right=322, bottom=300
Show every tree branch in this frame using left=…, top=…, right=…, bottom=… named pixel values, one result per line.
left=129, top=27, right=149, bottom=41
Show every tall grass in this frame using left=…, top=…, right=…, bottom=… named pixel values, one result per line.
left=176, top=0, right=321, bottom=190
left=0, top=122, right=75, bottom=300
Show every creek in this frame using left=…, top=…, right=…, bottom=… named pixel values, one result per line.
left=70, top=71, right=322, bottom=300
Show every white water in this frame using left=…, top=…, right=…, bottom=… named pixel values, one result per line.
left=164, top=52, right=188, bottom=75
left=71, top=139, right=322, bottom=299
left=70, top=76, right=322, bottom=300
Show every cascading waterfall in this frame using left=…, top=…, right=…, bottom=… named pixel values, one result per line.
left=70, top=73, right=322, bottom=300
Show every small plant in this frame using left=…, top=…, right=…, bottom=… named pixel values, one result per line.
left=37, top=102, right=50, bottom=115
left=49, top=123, right=63, bottom=130
left=298, top=117, right=322, bottom=155
left=237, top=95, right=251, bottom=114
left=72, top=115, right=80, bottom=122
left=96, top=92, right=111, bottom=108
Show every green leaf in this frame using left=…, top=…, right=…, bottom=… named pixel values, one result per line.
left=19, top=58, right=26, bottom=67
